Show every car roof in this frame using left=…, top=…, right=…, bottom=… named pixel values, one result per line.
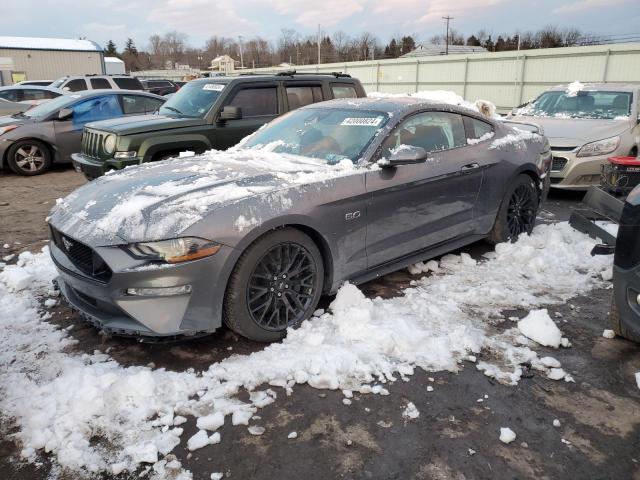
left=0, top=85, right=65, bottom=93
left=547, top=83, right=638, bottom=92
left=189, top=74, right=357, bottom=85
left=61, top=89, right=165, bottom=99
left=299, top=96, right=478, bottom=116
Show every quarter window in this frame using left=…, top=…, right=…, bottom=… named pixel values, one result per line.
left=381, top=111, right=467, bottom=156
left=64, top=79, right=88, bottom=92
left=227, top=87, right=278, bottom=117
left=21, top=89, right=48, bottom=101
left=90, top=78, right=112, bottom=89
left=331, top=84, right=357, bottom=99
left=286, top=85, right=323, bottom=109
left=0, top=90, right=21, bottom=102
left=464, top=116, right=494, bottom=143
left=122, top=94, right=164, bottom=114
left=113, top=77, right=143, bottom=90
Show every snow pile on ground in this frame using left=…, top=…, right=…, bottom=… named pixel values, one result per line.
left=0, top=222, right=612, bottom=477
left=566, top=81, right=585, bottom=97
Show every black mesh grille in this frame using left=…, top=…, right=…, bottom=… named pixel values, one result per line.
left=551, top=157, right=568, bottom=172
left=50, top=226, right=112, bottom=282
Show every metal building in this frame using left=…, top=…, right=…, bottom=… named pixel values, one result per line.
left=0, top=36, right=104, bottom=85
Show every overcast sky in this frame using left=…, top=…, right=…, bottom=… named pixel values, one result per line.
left=4, top=0, right=639, bottom=50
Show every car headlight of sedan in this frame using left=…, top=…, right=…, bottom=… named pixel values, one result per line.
left=103, top=134, right=117, bottom=154
left=124, top=237, right=220, bottom=263
left=576, top=136, right=620, bottom=157
left=0, top=125, right=19, bottom=136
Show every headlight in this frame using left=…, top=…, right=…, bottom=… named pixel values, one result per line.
left=103, top=134, right=117, bottom=154
left=576, top=136, right=620, bottom=157
left=124, top=237, right=220, bottom=263
left=0, top=125, right=18, bottom=136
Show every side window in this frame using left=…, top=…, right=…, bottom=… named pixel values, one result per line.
left=64, top=79, right=88, bottom=92
left=122, top=95, right=163, bottom=114
left=331, top=84, right=357, bottom=99
left=113, top=77, right=143, bottom=90
left=227, top=87, right=278, bottom=117
left=90, top=78, right=112, bottom=89
left=72, top=95, right=123, bottom=125
left=381, top=111, right=467, bottom=157
left=0, top=90, right=21, bottom=102
left=286, top=85, right=323, bottom=109
left=21, top=89, right=48, bottom=101
left=464, top=116, right=494, bottom=144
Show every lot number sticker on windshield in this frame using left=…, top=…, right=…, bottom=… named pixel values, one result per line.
left=341, top=117, right=383, bottom=126
left=203, top=84, right=225, bottom=91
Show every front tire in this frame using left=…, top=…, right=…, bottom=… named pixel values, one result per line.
left=487, top=174, right=539, bottom=244
left=223, top=228, right=324, bottom=342
left=7, top=140, right=52, bottom=176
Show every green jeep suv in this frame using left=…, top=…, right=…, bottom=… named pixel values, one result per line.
left=71, top=72, right=366, bottom=179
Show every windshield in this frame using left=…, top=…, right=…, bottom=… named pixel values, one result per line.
left=16, top=93, right=78, bottom=119
left=158, top=81, right=225, bottom=118
left=520, top=90, right=632, bottom=120
left=240, top=107, right=389, bottom=163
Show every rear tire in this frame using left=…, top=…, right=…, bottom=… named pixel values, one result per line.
left=609, top=292, right=640, bottom=342
left=223, top=228, right=324, bottom=342
left=7, top=140, right=52, bottom=176
left=487, top=174, right=539, bottom=245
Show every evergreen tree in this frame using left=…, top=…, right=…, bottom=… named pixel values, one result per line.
left=105, top=40, right=117, bottom=56
left=466, top=35, right=481, bottom=47
left=124, top=38, right=138, bottom=55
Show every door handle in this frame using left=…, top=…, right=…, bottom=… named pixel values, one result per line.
left=461, top=163, right=480, bottom=172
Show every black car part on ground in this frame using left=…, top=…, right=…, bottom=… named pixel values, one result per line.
left=569, top=186, right=624, bottom=247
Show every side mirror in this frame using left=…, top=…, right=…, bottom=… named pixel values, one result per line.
left=57, top=107, right=73, bottom=120
left=219, top=105, right=242, bottom=121
left=380, top=145, right=428, bottom=168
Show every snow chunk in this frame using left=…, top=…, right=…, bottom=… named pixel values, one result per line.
left=553, top=419, right=561, bottom=428
left=196, top=412, right=224, bottom=431
left=518, top=309, right=562, bottom=348
left=402, top=402, right=420, bottom=420
left=499, top=427, right=516, bottom=444
left=248, top=426, right=265, bottom=436
left=211, top=473, right=223, bottom=480
left=602, top=329, right=615, bottom=339
left=540, top=356, right=561, bottom=369
left=566, top=81, right=585, bottom=97
left=635, top=372, right=640, bottom=390
left=187, top=430, right=219, bottom=451
left=287, top=431, right=298, bottom=439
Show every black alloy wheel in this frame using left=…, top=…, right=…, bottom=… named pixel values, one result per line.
left=247, top=242, right=318, bottom=331
left=506, top=183, right=537, bottom=238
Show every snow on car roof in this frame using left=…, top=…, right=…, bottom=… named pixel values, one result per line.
left=0, top=36, right=103, bottom=52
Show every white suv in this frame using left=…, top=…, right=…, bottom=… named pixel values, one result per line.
left=50, top=75, right=144, bottom=92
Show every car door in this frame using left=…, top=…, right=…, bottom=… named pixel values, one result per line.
left=54, top=94, right=123, bottom=160
left=365, top=110, right=484, bottom=268
left=214, top=83, right=280, bottom=150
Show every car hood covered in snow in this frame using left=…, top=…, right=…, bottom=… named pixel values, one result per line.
left=48, top=149, right=360, bottom=245
left=509, top=115, right=631, bottom=147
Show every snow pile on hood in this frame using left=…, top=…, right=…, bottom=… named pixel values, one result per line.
left=369, top=90, right=499, bottom=119
left=50, top=149, right=360, bottom=244
left=0, top=222, right=612, bottom=477
left=566, top=80, right=585, bottom=97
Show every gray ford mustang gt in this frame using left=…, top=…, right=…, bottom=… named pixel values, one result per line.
left=48, top=97, right=552, bottom=342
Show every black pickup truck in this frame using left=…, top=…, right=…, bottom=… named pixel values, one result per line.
left=71, top=72, right=366, bottom=179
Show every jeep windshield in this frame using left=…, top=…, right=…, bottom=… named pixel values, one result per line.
left=240, top=107, right=389, bottom=163
left=158, top=81, right=225, bottom=118
left=519, top=90, right=632, bottom=120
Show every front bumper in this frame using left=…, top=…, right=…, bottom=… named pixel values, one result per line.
left=550, top=150, right=620, bottom=190
left=612, top=264, right=640, bottom=340
left=50, top=238, right=236, bottom=337
left=71, top=153, right=140, bottom=179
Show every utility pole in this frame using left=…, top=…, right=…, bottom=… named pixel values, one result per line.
left=442, top=15, right=453, bottom=55
left=317, top=24, right=321, bottom=65
left=238, top=35, right=244, bottom=70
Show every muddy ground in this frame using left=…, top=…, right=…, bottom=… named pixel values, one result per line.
left=1, top=166, right=639, bottom=480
